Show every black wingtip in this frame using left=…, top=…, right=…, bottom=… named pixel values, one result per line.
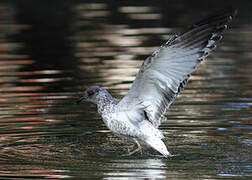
left=165, top=7, right=237, bottom=47
left=224, top=6, right=238, bottom=17
left=194, top=7, right=238, bottom=27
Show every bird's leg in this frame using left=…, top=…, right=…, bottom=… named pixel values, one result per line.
left=124, top=139, right=142, bottom=156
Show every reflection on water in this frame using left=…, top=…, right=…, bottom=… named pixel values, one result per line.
left=0, top=0, right=251, bottom=179
left=104, top=159, right=166, bottom=179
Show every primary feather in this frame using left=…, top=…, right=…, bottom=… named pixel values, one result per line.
left=118, top=8, right=237, bottom=128
left=78, top=8, right=236, bottom=157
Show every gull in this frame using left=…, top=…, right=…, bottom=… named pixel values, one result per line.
left=77, top=8, right=236, bottom=157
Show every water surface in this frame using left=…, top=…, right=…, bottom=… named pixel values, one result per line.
left=0, top=0, right=251, bottom=179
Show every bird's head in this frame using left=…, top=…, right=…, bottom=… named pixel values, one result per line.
left=76, top=86, right=105, bottom=104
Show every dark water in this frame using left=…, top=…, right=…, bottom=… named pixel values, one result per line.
left=0, top=0, right=251, bottom=179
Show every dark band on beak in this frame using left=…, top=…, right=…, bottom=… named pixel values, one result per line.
left=76, top=96, right=85, bottom=104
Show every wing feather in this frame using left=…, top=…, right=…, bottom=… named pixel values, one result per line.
left=118, top=8, right=237, bottom=127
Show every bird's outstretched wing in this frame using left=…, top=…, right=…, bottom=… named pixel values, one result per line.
left=118, top=8, right=237, bottom=128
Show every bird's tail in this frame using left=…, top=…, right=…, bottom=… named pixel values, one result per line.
left=145, top=137, right=172, bottom=157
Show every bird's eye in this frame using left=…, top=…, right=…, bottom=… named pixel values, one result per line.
left=87, top=90, right=94, bottom=96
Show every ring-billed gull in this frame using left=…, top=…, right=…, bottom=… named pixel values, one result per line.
left=77, top=8, right=237, bottom=157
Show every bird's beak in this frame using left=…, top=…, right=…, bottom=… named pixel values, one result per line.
left=76, top=96, right=86, bottom=104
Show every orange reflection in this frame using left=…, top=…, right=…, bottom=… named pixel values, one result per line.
left=119, top=6, right=154, bottom=13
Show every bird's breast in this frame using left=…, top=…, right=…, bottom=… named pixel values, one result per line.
left=101, top=111, right=140, bottom=138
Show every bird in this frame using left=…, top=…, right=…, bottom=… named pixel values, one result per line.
left=76, top=8, right=237, bottom=157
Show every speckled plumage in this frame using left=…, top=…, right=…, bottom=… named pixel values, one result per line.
left=95, top=88, right=162, bottom=141
left=77, top=8, right=236, bottom=157
left=77, top=86, right=170, bottom=156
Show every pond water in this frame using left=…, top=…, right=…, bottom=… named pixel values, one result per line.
left=0, top=0, right=251, bottom=179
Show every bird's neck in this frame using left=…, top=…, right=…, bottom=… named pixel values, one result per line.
left=97, top=93, right=118, bottom=115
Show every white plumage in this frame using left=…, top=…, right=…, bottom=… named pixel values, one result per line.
left=77, top=8, right=236, bottom=157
